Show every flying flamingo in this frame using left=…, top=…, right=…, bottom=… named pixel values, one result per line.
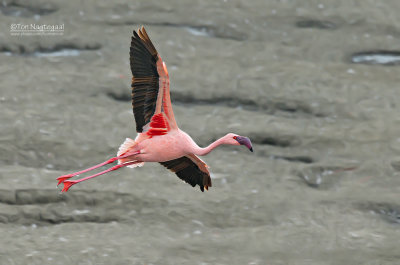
left=57, top=26, right=253, bottom=192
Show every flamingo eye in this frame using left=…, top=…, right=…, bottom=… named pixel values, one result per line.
left=233, top=136, right=237, bottom=140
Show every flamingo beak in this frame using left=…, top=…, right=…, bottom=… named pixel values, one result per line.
left=235, top=136, right=253, bottom=152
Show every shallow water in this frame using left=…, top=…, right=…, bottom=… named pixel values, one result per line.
left=1, top=0, right=400, bottom=264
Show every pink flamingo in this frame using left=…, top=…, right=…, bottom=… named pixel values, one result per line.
left=57, top=26, right=253, bottom=192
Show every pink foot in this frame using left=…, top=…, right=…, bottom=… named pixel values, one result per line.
left=57, top=174, right=74, bottom=186
left=61, top=180, right=78, bottom=192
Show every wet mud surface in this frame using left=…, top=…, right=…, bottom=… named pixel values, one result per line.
left=1, top=0, right=400, bottom=264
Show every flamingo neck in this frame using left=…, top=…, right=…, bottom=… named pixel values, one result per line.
left=193, top=137, right=227, bottom=156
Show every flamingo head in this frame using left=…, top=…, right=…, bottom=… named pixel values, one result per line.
left=226, top=133, right=253, bottom=152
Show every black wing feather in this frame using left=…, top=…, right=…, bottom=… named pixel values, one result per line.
left=130, top=27, right=159, bottom=132
left=160, top=156, right=212, bottom=192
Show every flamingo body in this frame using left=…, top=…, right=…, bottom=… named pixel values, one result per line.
left=121, top=130, right=190, bottom=163
left=57, top=26, right=253, bottom=192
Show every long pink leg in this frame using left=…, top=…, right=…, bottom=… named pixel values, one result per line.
left=60, top=161, right=138, bottom=192
left=57, top=151, right=140, bottom=185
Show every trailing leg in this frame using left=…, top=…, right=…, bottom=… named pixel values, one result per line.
left=60, top=161, right=140, bottom=192
left=57, top=150, right=140, bottom=185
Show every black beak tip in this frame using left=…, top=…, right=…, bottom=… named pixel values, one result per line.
left=249, top=147, right=253, bottom=152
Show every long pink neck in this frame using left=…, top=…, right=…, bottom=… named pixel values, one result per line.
left=192, top=137, right=226, bottom=156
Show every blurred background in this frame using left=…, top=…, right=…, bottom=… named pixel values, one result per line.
left=1, top=0, right=400, bottom=264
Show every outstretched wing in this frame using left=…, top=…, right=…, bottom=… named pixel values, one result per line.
left=130, top=26, right=177, bottom=134
left=160, top=155, right=212, bottom=192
